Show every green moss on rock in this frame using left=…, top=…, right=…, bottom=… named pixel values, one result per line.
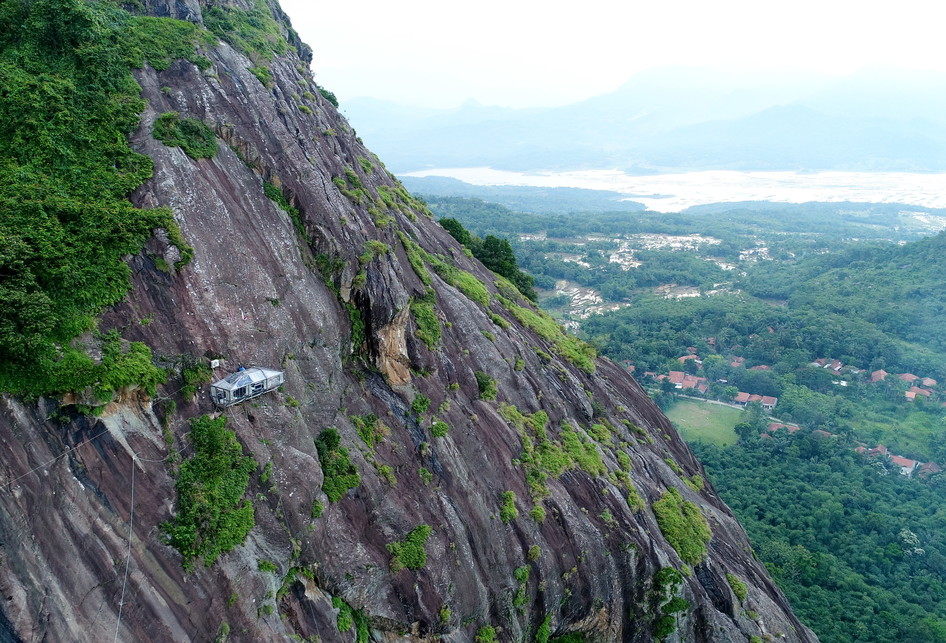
left=153, top=111, right=218, bottom=159
left=653, top=487, right=711, bottom=566
left=387, top=524, right=432, bottom=571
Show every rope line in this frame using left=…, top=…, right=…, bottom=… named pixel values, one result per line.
left=2, top=427, right=112, bottom=491
left=113, top=452, right=136, bottom=643
left=3, top=383, right=195, bottom=491
left=2, top=392, right=196, bottom=640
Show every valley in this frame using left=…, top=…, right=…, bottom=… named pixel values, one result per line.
left=423, top=185, right=946, bottom=642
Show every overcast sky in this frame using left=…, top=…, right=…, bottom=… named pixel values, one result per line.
left=280, top=0, right=946, bottom=109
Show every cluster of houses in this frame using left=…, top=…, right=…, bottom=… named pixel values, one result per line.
left=811, top=357, right=859, bottom=373
left=622, top=351, right=946, bottom=480
left=663, top=370, right=709, bottom=394
left=627, top=347, right=780, bottom=410
left=854, top=444, right=943, bottom=478
left=764, top=423, right=943, bottom=479
left=809, top=357, right=941, bottom=402
left=624, top=350, right=942, bottom=413
left=733, top=392, right=778, bottom=410
left=636, top=367, right=780, bottom=409
left=870, top=369, right=939, bottom=402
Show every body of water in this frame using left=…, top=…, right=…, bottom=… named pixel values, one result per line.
left=402, top=168, right=946, bottom=213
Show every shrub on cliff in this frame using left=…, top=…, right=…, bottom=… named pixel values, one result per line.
left=163, top=416, right=257, bottom=570
left=315, top=428, right=361, bottom=502
left=387, top=524, right=432, bottom=572
left=153, top=111, right=218, bottom=160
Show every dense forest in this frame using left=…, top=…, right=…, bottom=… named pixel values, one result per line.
left=420, top=190, right=946, bottom=642
left=694, top=434, right=946, bottom=643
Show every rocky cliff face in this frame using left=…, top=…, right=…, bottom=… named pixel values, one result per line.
left=0, top=2, right=816, bottom=641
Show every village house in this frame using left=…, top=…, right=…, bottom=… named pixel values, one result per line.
left=906, top=386, right=933, bottom=401
left=732, top=392, right=778, bottom=410
left=682, top=374, right=709, bottom=394
left=871, top=369, right=889, bottom=382
left=665, top=371, right=709, bottom=394
left=858, top=444, right=937, bottom=478
left=813, top=358, right=844, bottom=372
left=920, top=462, right=943, bottom=478
left=889, top=455, right=920, bottom=477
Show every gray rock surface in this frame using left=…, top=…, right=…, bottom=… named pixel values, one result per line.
left=0, top=2, right=817, bottom=641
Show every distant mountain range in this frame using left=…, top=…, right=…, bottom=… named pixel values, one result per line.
left=397, top=176, right=647, bottom=213
left=342, top=66, right=946, bottom=173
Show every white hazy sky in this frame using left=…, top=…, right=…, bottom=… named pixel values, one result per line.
left=280, top=0, right=946, bottom=108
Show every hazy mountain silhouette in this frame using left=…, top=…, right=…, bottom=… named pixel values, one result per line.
left=343, top=66, right=946, bottom=173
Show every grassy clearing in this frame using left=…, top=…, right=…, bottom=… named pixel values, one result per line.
left=665, top=399, right=741, bottom=447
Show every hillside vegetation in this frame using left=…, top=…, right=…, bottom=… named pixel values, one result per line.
left=421, top=188, right=946, bottom=643
left=0, top=0, right=199, bottom=395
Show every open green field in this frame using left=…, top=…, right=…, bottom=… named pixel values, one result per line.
left=664, top=399, right=742, bottom=447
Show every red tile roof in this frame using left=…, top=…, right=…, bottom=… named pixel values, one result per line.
left=871, top=369, right=889, bottom=382
left=679, top=375, right=710, bottom=393
left=920, top=462, right=943, bottom=477
left=889, top=455, right=918, bottom=471
left=668, top=371, right=685, bottom=384
left=733, top=392, right=750, bottom=403
left=922, top=377, right=937, bottom=387
left=909, top=386, right=932, bottom=397
left=899, top=373, right=920, bottom=383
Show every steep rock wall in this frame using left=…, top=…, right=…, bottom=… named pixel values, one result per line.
left=0, top=2, right=816, bottom=641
